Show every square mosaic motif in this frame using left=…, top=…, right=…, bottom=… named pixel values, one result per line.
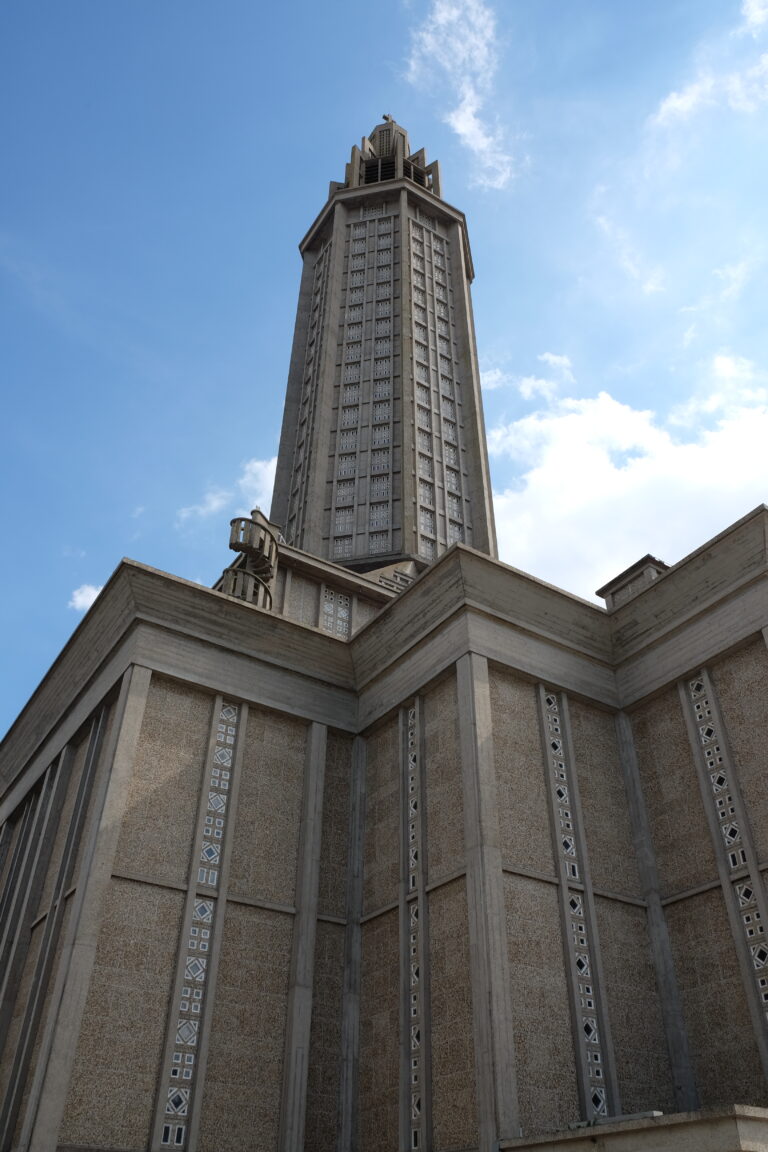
left=542, top=691, right=609, bottom=1119
left=159, top=700, right=240, bottom=1148
left=686, top=674, right=768, bottom=1029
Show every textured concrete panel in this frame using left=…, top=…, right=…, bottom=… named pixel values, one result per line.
left=666, top=888, right=766, bottom=1106
left=363, top=716, right=399, bottom=915
left=429, top=877, right=478, bottom=1151
left=359, top=911, right=399, bottom=1152
left=490, top=667, right=555, bottom=878
left=305, top=921, right=345, bottom=1152
left=113, top=677, right=213, bottom=887
left=569, top=701, right=642, bottom=899
left=632, top=688, right=717, bottom=898
left=424, top=672, right=465, bottom=883
left=60, top=879, right=183, bottom=1149
left=594, top=896, right=675, bottom=1114
left=318, top=731, right=352, bottom=920
left=228, top=708, right=306, bottom=906
left=504, top=873, right=580, bottom=1136
left=198, top=903, right=293, bottom=1152
left=711, top=638, right=768, bottom=863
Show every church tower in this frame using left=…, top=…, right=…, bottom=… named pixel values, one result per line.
left=270, top=117, right=497, bottom=571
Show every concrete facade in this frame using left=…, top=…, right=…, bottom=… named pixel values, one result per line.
left=4, top=122, right=768, bottom=1152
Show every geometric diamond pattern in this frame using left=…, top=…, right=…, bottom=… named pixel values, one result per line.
left=159, top=699, right=240, bottom=1149
left=542, top=686, right=609, bottom=1119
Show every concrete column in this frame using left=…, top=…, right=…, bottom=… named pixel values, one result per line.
left=615, top=712, right=699, bottom=1111
left=23, top=665, right=152, bottom=1152
left=278, top=721, right=328, bottom=1152
left=456, top=653, right=519, bottom=1149
left=337, top=735, right=366, bottom=1152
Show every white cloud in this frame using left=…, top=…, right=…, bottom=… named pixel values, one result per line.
left=713, top=259, right=752, bottom=300
left=741, top=0, right=768, bottom=35
left=68, top=584, right=103, bottom=611
left=237, top=456, right=277, bottom=513
left=481, top=366, right=513, bottom=390
left=407, top=0, right=515, bottom=189
left=538, top=352, right=575, bottom=384
left=518, top=375, right=558, bottom=401
left=177, top=488, right=231, bottom=523
left=488, top=367, right=768, bottom=600
left=654, top=75, right=717, bottom=125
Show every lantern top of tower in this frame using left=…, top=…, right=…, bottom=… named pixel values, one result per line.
left=335, top=117, right=441, bottom=198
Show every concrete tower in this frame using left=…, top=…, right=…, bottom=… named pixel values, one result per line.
left=270, top=117, right=497, bottom=571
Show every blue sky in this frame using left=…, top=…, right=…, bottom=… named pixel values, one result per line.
left=3, top=0, right=768, bottom=735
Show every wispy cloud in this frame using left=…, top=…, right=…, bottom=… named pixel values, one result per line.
left=177, top=488, right=231, bottom=523
left=594, top=214, right=665, bottom=294
left=68, top=584, right=103, bottom=611
left=538, top=352, right=575, bottom=384
left=176, top=456, right=277, bottom=528
left=481, top=366, right=514, bottom=391
left=407, top=0, right=515, bottom=189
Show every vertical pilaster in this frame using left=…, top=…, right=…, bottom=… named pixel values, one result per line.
left=151, top=696, right=247, bottom=1151
left=456, top=653, right=519, bottom=1149
left=399, top=699, right=432, bottom=1151
left=614, top=712, right=699, bottom=1111
left=537, top=687, right=618, bottom=1120
left=337, top=735, right=366, bottom=1152
left=23, top=665, right=151, bottom=1152
left=278, top=721, right=328, bottom=1152
left=679, top=670, right=768, bottom=1082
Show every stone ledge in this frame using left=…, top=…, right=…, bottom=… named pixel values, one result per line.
left=501, top=1107, right=768, bottom=1152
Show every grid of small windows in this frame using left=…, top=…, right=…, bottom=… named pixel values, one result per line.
left=339, top=215, right=396, bottom=564
left=287, top=237, right=332, bottom=546
left=409, top=216, right=471, bottom=558
left=370, top=475, right=390, bottom=498
left=370, top=502, right=390, bottom=528
left=335, top=507, right=354, bottom=533
left=322, top=588, right=351, bottom=637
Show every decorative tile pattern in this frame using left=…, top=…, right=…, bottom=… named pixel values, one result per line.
left=321, top=588, right=351, bottom=639
left=159, top=701, right=241, bottom=1148
left=404, top=703, right=427, bottom=1150
left=542, top=691, right=610, bottom=1119
left=685, top=673, right=768, bottom=1027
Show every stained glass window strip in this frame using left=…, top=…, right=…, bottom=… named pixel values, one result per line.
left=160, top=701, right=241, bottom=1148
left=541, top=691, right=609, bottom=1119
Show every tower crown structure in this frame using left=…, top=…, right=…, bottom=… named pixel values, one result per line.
left=270, top=119, right=497, bottom=571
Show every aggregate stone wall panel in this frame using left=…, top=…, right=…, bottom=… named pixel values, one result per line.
left=113, top=677, right=213, bottom=888
left=631, top=687, right=717, bottom=897
left=317, top=730, right=352, bottom=920
left=710, top=638, right=768, bottom=863
left=504, top=872, right=579, bottom=1135
left=228, top=707, right=306, bottom=907
left=568, top=700, right=642, bottom=899
left=363, top=715, right=400, bottom=915
left=665, top=887, right=766, bottom=1106
left=60, top=878, right=184, bottom=1149
left=489, top=667, right=555, bottom=878
left=197, top=903, right=293, bottom=1151
left=359, top=910, right=399, bottom=1152
left=423, top=671, right=465, bottom=883
left=593, top=896, right=675, bottom=1114
left=428, top=877, right=478, bottom=1150
left=304, top=921, right=345, bottom=1152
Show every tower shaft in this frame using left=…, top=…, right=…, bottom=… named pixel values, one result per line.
left=271, top=120, right=497, bottom=570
